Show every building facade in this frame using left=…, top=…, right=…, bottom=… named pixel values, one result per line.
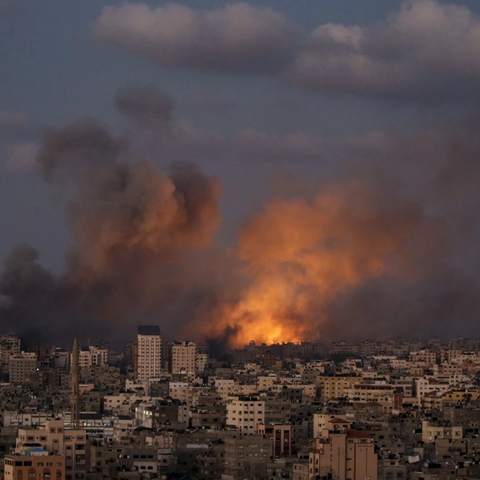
left=135, top=325, right=162, bottom=381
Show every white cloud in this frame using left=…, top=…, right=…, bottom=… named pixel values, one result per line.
left=92, top=0, right=480, bottom=102
left=287, top=0, right=480, bottom=100
left=92, top=2, right=298, bottom=74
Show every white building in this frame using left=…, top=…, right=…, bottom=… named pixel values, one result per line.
left=135, top=325, right=162, bottom=381
left=74, top=346, right=109, bottom=368
left=226, top=397, right=265, bottom=433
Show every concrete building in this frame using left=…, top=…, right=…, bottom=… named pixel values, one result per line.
left=135, top=325, right=162, bottom=381
left=4, top=451, right=65, bottom=480
left=257, top=423, right=292, bottom=458
left=74, top=346, right=109, bottom=368
left=170, top=341, right=197, bottom=376
left=313, top=414, right=352, bottom=438
left=15, top=419, right=87, bottom=480
left=421, top=420, right=463, bottom=444
left=317, top=375, right=359, bottom=400
left=309, top=430, right=378, bottom=480
left=0, top=334, right=20, bottom=370
left=196, top=352, right=208, bottom=374
left=9, top=352, right=37, bottom=384
left=223, top=434, right=272, bottom=480
left=226, top=397, right=265, bottom=433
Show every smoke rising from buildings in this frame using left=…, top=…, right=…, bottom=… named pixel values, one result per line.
left=0, top=91, right=222, bottom=344
left=1, top=86, right=480, bottom=346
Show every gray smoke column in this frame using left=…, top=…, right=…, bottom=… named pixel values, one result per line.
left=0, top=91, right=221, bottom=345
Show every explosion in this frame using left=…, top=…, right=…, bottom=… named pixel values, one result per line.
left=194, top=182, right=439, bottom=348
left=1, top=86, right=480, bottom=346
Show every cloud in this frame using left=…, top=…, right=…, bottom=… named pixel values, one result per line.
left=92, top=2, right=298, bottom=74
left=2, top=142, right=39, bottom=174
left=287, top=0, right=480, bottom=100
left=93, top=0, right=480, bottom=102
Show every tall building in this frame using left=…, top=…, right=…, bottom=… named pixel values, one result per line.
left=0, top=334, right=21, bottom=370
left=226, top=396, right=265, bottom=433
left=135, top=325, right=162, bottom=381
left=170, top=341, right=197, bottom=375
left=9, top=352, right=37, bottom=384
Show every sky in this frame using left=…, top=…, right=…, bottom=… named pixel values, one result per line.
left=2, top=0, right=480, bottom=345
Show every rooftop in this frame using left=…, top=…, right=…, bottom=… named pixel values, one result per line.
left=137, top=325, right=161, bottom=336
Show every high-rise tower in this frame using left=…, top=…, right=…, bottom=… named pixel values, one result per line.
left=70, top=337, right=80, bottom=429
left=135, top=325, right=162, bottom=381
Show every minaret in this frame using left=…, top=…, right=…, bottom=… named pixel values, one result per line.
left=70, top=336, right=80, bottom=429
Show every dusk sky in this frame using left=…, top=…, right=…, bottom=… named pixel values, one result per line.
left=2, top=0, right=480, bottom=345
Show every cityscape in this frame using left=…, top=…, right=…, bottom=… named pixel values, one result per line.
left=1, top=331, right=480, bottom=480
left=3, top=0, right=480, bottom=479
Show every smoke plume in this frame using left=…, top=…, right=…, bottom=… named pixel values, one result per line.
left=0, top=91, right=221, bottom=345
left=2, top=86, right=480, bottom=347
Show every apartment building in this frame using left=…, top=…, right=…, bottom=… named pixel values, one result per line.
left=4, top=451, right=65, bottom=480
left=226, top=397, right=265, bottom=433
left=309, top=431, right=378, bottom=480
left=135, top=325, right=162, bottom=381
left=0, top=334, right=20, bottom=369
left=9, top=352, right=37, bottom=384
left=15, top=419, right=87, bottom=480
left=317, top=376, right=359, bottom=400
left=170, top=341, right=197, bottom=375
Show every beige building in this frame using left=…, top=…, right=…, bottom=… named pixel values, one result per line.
left=226, top=397, right=265, bottom=433
left=309, top=431, right=378, bottom=480
left=421, top=420, right=463, bottom=444
left=135, top=325, right=162, bottom=381
left=346, top=383, right=395, bottom=408
left=313, top=414, right=352, bottom=438
left=317, top=376, right=359, bottom=400
left=4, top=452, right=65, bottom=480
left=409, top=350, right=437, bottom=365
left=9, top=352, right=37, bottom=384
left=15, top=419, right=87, bottom=480
left=170, top=341, right=197, bottom=375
